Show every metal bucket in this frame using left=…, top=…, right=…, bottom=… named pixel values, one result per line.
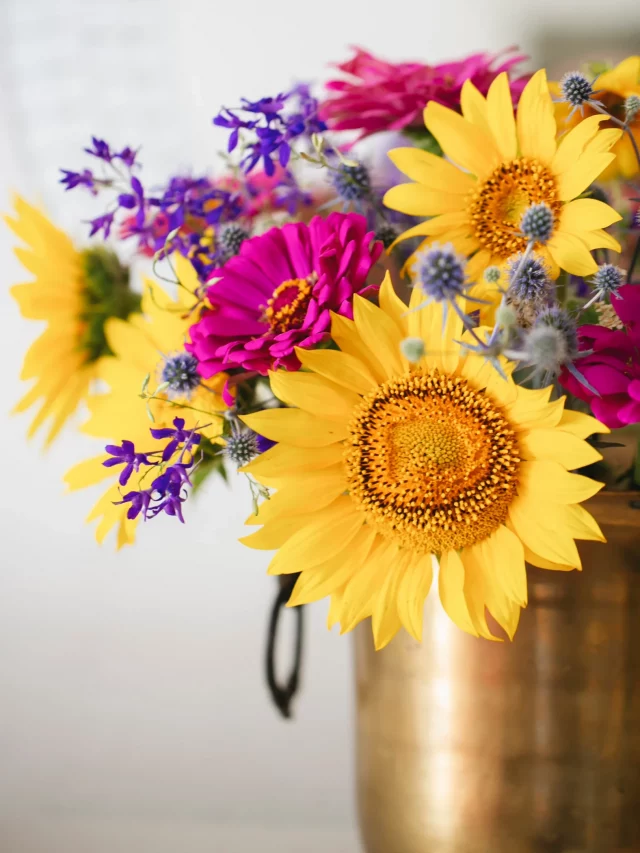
left=355, top=494, right=640, bottom=853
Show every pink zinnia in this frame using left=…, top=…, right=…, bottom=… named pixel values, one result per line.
left=320, top=46, right=529, bottom=142
left=560, top=284, right=640, bottom=427
left=187, top=212, right=382, bottom=377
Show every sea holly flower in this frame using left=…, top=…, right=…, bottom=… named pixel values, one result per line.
left=553, top=56, right=640, bottom=179
left=187, top=212, right=383, bottom=377
left=385, top=71, right=623, bottom=283
left=240, top=275, right=606, bottom=649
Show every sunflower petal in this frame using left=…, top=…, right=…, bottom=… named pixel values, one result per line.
left=486, top=72, right=517, bottom=160
left=547, top=231, right=598, bottom=276
left=387, top=148, right=476, bottom=194
left=520, top=427, right=603, bottom=469
left=268, top=370, right=359, bottom=422
left=439, top=549, right=479, bottom=636
left=396, top=552, right=435, bottom=642
left=295, top=346, right=376, bottom=395
left=516, top=69, right=556, bottom=163
left=424, top=101, right=498, bottom=178
left=266, top=497, right=363, bottom=576
left=241, top=408, right=348, bottom=447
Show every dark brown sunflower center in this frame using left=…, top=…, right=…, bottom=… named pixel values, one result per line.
left=344, top=369, right=521, bottom=554
left=468, top=158, right=561, bottom=258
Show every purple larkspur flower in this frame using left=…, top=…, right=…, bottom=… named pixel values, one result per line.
left=103, top=440, right=151, bottom=486
left=60, top=168, right=98, bottom=193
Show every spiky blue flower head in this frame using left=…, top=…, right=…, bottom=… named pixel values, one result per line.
left=375, top=222, right=400, bottom=249
left=400, top=337, right=426, bottom=363
left=483, top=265, right=502, bottom=284
left=330, top=161, right=371, bottom=203
left=161, top=352, right=200, bottom=397
left=217, top=222, right=249, bottom=261
left=506, top=253, right=552, bottom=301
left=225, top=430, right=260, bottom=467
left=560, top=71, right=593, bottom=109
left=417, top=242, right=466, bottom=302
left=592, top=263, right=625, bottom=299
left=534, top=306, right=578, bottom=360
left=626, top=94, right=640, bottom=122
left=520, top=202, right=555, bottom=244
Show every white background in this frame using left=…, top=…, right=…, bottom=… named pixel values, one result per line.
left=0, top=2, right=637, bottom=852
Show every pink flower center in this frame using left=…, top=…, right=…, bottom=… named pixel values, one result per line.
left=264, top=274, right=317, bottom=334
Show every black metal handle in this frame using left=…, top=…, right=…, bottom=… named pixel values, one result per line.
left=265, top=576, right=304, bottom=719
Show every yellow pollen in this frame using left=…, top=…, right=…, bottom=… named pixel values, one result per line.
left=263, top=274, right=316, bottom=334
left=344, top=369, right=521, bottom=554
left=468, top=158, right=561, bottom=259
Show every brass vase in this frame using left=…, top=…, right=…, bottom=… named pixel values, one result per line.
left=355, top=493, right=640, bottom=853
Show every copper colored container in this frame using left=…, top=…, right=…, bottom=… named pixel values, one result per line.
left=355, top=493, right=640, bottom=853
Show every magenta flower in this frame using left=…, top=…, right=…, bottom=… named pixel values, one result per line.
left=560, top=285, right=640, bottom=427
left=187, top=212, right=382, bottom=377
left=320, top=47, right=528, bottom=142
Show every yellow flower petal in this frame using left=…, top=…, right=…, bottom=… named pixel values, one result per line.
left=581, top=229, right=621, bottom=253
left=288, top=526, right=376, bottom=607
left=353, top=295, right=404, bottom=378
left=557, top=152, right=617, bottom=201
left=438, top=549, right=478, bottom=637
left=424, top=101, right=498, bottom=178
left=551, top=115, right=608, bottom=174
left=519, top=460, right=604, bottom=504
left=516, top=69, right=556, bottom=163
left=339, top=538, right=396, bottom=632
left=247, top=467, right=345, bottom=525
left=241, top=442, right=345, bottom=484
left=508, top=499, right=581, bottom=568
left=387, top=147, right=476, bottom=193
left=557, top=409, right=609, bottom=439
left=330, top=312, right=388, bottom=383
left=523, top=544, right=573, bottom=572
left=268, top=370, right=360, bottom=422
left=486, top=72, right=517, bottom=160
left=547, top=231, right=597, bottom=276
left=460, top=79, right=491, bottom=134
left=378, top=272, right=410, bottom=334
left=64, top=455, right=114, bottom=491
left=480, top=524, right=528, bottom=606
left=583, top=128, right=623, bottom=155
left=520, top=427, right=603, bottom=469
left=460, top=547, right=502, bottom=640
left=266, top=497, right=363, bottom=576
left=560, top=198, right=622, bottom=233
left=295, top=346, right=377, bottom=396
left=241, top=408, right=348, bottom=447
left=563, top=504, right=606, bottom=543
left=382, top=183, right=465, bottom=216
left=239, top=515, right=305, bottom=550
left=372, top=557, right=405, bottom=650
left=396, top=552, right=435, bottom=642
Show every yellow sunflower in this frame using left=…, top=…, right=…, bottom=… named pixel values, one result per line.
left=64, top=256, right=229, bottom=548
left=553, top=57, right=640, bottom=180
left=7, top=196, right=141, bottom=446
left=384, top=69, right=623, bottom=281
left=240, top=275, right=607, bottom=648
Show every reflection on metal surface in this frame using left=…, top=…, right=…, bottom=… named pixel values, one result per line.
left=355, top=494, right=640, bottom=853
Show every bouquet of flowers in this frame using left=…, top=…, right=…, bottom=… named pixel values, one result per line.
left=8, top=47, right=640, bottom=713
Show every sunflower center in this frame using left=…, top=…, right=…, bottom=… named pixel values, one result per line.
left=468, top=158, right=561, bottom=259
left=78, top=247, right=141, bottom=363
left=264, top=274, right=316, bottom=334
left=344, top=369, right=521, bottom=554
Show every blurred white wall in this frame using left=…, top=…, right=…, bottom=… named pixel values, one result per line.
left=0, top=1, right=638, bottom=851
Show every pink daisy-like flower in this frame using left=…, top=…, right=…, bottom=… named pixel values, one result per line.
left=560, top=284, right=640, bottom=427
left=186, top=212, right=382, bottom=377
left=320, top=46, right=529, bottom=143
